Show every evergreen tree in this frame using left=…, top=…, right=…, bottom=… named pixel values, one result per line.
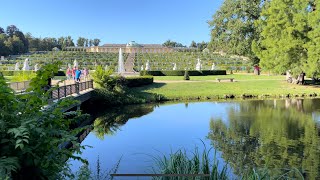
left=252, top=0, right=310, bottom=75
left=305, top=0, right=320, bottom=78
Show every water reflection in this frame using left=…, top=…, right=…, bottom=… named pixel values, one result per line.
left=208, top=99, right=320, bottom=179
left=93, top=104, right=156, bottom=139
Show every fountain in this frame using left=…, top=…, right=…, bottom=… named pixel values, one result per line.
left=22, top=58, right=30, bottom=71
left=145, top=60, right=150, bottom=71
left=118, top=48, right=125, bottom=74
left=34, top=64, right=39, bottom=71
left=73, top=59, right=78, bottom=68
left=211, top=63, right=216, bottom=70
left=15, top=62, right=20, bottom=70
left=196, top=58, right=202, bottom=70
left=173, top=63, right=177, bottom=70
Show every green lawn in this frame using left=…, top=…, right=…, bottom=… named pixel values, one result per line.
left=133, top=74, right=320, bottom=100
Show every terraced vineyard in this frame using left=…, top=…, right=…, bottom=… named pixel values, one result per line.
left=134, top=51, right=251, bottom=72
left=1, top=51, right=252, bottom=72
left=1, top=51, right=129, bottom=70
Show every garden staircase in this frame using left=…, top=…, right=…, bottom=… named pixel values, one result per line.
left=124, top=53, right=135, bottom=72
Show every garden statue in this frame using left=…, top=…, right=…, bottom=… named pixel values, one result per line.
left=145, top=60, right=150, bottom=71
left=173, top=63, right=177, bottom=70
left=34, top=64, right=39, bottom=71
left=105, top=65, right=109, bottom=71
left=141, top=65, right=144, bottom=71
left=211, top=63, right=216, bottom=70
left=15, top=62, right=20, bottom=70
left=196, top=58, right=202, bottom=70
left=22, top=58, right=30, bottom=71
left=73, top=59, right=78, bottom=68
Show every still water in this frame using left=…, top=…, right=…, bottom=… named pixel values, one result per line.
left=71, top=99, right=320, bottom=179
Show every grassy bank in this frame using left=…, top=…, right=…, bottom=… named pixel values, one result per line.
left=132, top=74, right=320, bottom=100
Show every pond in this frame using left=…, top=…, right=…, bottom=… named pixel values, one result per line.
left=71, top=98, right=320, bottom=179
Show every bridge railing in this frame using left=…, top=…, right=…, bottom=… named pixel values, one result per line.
left=51, top=80, right=94, bottom=100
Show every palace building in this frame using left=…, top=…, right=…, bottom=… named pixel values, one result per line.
left=86, top=41, right=175, bottom=53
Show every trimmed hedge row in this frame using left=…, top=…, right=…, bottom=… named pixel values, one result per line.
left=140, top=70, right=226, bottom=76
left=125, top=76, right=153, bottom=87
left=0, top=70, right=66, bottom=76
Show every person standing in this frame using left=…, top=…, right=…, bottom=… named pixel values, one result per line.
left=66, top=67, right=72, bottom=80
left=75, top=67, right=82, bottom=83
left=72, top=66, right=76, bottom=81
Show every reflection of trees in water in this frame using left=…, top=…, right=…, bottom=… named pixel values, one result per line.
left=93, top=104, right=155, bottom=139
left=208, top=99, right=320, bottom=179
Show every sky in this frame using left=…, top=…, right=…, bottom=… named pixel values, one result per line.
left=0, top=0, right=223, bottom=46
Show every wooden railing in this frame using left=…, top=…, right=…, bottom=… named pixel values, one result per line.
left=51, top=80, right=94, bottom=100
left=9, top=80, right=94, bottom=100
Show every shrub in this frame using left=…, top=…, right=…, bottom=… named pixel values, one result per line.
left=0, top=62, right=88, bottom=179
left=184, top=71, right=190, bottom=80
left=125, top=76, right=153, bottom=87
left=140, top=70, right=226, bottom=76
left=0, top=70, right=65, bottom=76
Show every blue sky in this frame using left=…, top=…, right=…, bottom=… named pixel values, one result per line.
left=0, top=0, right=223, bottom=46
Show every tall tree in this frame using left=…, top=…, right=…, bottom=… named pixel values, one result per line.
left=208, top=0, right=264, bottom=64
left=93, top=38, right=100, bottom=46
left=76, top=37, right=86, bottom=47
left=6, top=25, right=19, bottom=37
left=190, top=41, right=197, bottom=48
left=0, top=27, right=4, bottom=34
left=14, top=31, right=28, bottom=53
left=0, top=34, right=10, bottom=56
left=252, top=0, right=310, bottom=75
left=66, top=36, right=75, bottom=47
left=89, top=39, right=93, bottom=47
left=163, top=40, right=185, bottom=47
left=305, top=0, right=320, bottom=78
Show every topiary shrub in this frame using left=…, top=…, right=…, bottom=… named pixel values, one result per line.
left=184, top=71, right=190, bottom=80
left=125, top=76, right=153, bottom=87
left=140, top=70, right=226, bottom=76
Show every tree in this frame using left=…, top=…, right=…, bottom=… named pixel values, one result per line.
left=5, top=35, right=24, bottom=54
left=305, top=0, right=320, bottom=79
left=190, top=41, right=197, bottom=48
left=93, top=38, right=100, bottom=46
left=14, top=31, right=28, bottom=53
left=0, top=27, right=4, bottom=34
left=6, top=25, right=19, bottom=37
left=77, top=37, right=86, bottom=47
left=0, top=34, right=10, bottom=56
left=0, top=62, right=88, bottom=178
left=89, top=39, right=93, bottom=47
left=85, top=39, right=89, bottom=47
left=66, top=36, right=75, bottom=47
left=208, top=0, right=264, bottom=64
left=162, top=40, right=185, bottom=47
left=252, top=0, right=310, bottom=76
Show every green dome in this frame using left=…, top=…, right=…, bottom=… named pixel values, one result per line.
left=126, top=41, right=142, bottom=47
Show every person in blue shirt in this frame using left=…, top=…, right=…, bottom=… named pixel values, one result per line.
left=75, top=67, right=82, bottom=82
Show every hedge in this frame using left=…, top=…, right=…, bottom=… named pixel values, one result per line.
left=0, top=70, right=66, bottom=76
left=125, top=76, right=153, bottom=87
left=140, top=70, right=226, bottom=76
